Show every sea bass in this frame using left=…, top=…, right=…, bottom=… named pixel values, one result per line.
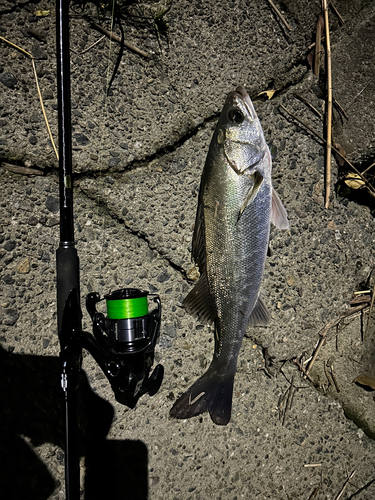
left=170, top=86, right=289, bottom=425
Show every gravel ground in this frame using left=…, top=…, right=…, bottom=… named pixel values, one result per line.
left=1, top=1, right=375, bottom=499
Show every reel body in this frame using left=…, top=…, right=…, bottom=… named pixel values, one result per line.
left=86, top=288, right=164, bottom=408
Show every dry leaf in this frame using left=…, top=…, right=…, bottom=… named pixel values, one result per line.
left=34, top=10, right=50, bottom=17
left=353, top=374, right=375, bottom=390
left=316, top=15, right=324, bottom=34
left=257, top=90, right=278, bottom=100
left=333, top=142, right=346, bottom=167
left=344, top=172, right=365, bottom=190
left=306, top=48, right=314, bottom=71
left=313, top=14, right=324, bottom=76
left=187, top=267, right=200, bottom=281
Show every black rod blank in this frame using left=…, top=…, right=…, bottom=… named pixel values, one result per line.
left=56, top=2, right=82, bottom=499
left=56, top=0, right=81, bottom=338
left=56, top=0, right=74, bottom=245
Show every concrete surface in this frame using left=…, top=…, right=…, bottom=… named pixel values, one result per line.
left=1, top=1, right=375, bottom=499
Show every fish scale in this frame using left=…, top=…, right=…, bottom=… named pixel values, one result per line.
left=170, top=86, right=289, bottom=425
left=209, top=180, right=271, bottom=366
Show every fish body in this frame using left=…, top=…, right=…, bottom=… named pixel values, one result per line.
left=170, top=86, right=288, bottom=425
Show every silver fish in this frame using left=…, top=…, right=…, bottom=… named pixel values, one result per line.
left=170, top=86, right=289, bottom=425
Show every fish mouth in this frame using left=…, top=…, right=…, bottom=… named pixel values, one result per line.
left=235, top=85, right=248, bottom=98
left=233, top=85, right=256, bottom=119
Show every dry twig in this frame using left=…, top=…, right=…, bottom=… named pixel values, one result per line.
left=327, top=357, right=340, bottom=393
left=293, top=358, right=316, bottom=385
left=347, top=77, right=375, bottom=109
left=350, top=292, right=371, bottom=304
left=71, top=35, right=106, bottom=55
left=278, top=104, right=375, bottom=197
left=323, top=359, right=333, bottom=389
left=0, top=35, right=33, bottom=58
left=307, top=37, right=325, bottom=51
left=308, top=486, right=321, bottom=500
left=277, top=390, right=287, bottom=420
left=347, top=477, right=375, bottom=499
left=266, top=0, right=292, bottom=31
left=322, top=0, right=332, bottom=208
left=90, top=21, right=150, bottom=58
left=2, top=163, right=43, bottom=176
left=281, top=376, right=294, bottom=425
left=362, top=162, right=375, bottom=176
left=31, top=58, right=59, bottom=160
left=330, top=1, right=345, bottom=25
left=305, top=304, right=369, bottom=376
left=364, top=285, right=375, bottom=339
left=293, top=93, right=323, bottom=120
left=0, top=36, right=58, bottom=160
left=335, top=470, right=356, bottom=500
left=333, top=97, right=348, bottom=120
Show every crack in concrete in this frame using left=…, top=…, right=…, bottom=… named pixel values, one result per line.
left=80, top=186, right=192, bottom=283
left=92, top=65, right=309, bottom=179
left=1, top=64, right=308, bottom=181
left=265, top=65, right=309, bottom=97
left=0, top=111, right=219, bottom=180
left=74, top=111, right=221, bottom=181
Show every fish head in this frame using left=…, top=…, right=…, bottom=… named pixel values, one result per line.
left=215, top=86, right=270, bottom=178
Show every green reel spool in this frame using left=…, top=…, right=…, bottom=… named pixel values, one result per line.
left=106, top=289, right=149, bottom=320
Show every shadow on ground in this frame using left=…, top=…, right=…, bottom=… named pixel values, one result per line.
left=0, top=345, right=149, bottom=499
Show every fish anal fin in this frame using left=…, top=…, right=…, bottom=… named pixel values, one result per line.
left=183, top=271, right=216, bottom=323
left=248, top=295, right=271, bottom=326
left=271, top=188, right=289, bottom=229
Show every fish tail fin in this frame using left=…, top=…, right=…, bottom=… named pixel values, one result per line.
left=169, top=367, right=235, bottom=425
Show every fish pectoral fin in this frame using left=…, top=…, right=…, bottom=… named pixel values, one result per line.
left=183, top=270, right=217, bottom=323
left=237, top=171, right=264, bottom=222
left=271, top=188, right=289, bottom=229
left=247, top=295, right=271, bottom=326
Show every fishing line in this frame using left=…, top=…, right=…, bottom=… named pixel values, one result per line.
left=106, top=289, right=149, bottom=319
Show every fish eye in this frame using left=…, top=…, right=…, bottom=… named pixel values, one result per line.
left=228, top=108, right=244, bottom=124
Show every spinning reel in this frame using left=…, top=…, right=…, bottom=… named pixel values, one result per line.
left=86, top=288, right=164, bottom=408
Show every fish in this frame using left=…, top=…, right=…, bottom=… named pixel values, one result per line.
left=170, top=86, right=289, bottom=425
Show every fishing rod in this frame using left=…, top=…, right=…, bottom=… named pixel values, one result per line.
left=55, top=2, right=164, bottom=498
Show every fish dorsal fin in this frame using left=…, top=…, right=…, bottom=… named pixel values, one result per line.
left=247, top=295, right=271, bottom=326
left=271, top=188, right=289, bottom=229
left=186, top=180, right=215, bottom=323
left=191, top=191, right=206, bottom=271
left=183, top=270, right=217, bottom=324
